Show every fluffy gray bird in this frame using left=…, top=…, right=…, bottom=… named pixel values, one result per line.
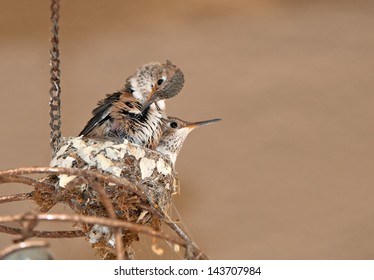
left=79, top=61, right=184, bottom=149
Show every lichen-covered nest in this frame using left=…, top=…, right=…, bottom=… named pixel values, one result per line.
left=33, top=136, right=180, bottom=259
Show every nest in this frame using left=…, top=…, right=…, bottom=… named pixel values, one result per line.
left=28, top=137, right=180, bottom=259
left=0, top=140, right=207, bottom=260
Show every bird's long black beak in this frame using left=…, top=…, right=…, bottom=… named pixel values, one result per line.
left=186, top=118, right=222, bottom=129
left=141, top=87, right=157, bottom=113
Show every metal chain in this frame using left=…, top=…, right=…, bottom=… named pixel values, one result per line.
left=49, top=0, right=62, bottom=157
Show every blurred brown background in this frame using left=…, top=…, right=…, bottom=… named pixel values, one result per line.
left=0, top=0, right=374, bottom=259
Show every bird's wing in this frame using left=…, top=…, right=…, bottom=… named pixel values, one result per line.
left=78, top=92, right=122, bottom=136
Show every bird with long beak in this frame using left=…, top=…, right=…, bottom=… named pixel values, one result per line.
left=156, top=117, right=221, bottom=167
left=79, top=61, right=184, bottom=149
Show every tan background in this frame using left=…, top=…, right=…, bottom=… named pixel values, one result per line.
left=0, top=0, right=374, bottom=259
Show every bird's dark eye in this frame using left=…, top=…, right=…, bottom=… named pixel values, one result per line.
left=170, top=122, right=178, bottom=128
left=157, top=79, right=165, bottom=86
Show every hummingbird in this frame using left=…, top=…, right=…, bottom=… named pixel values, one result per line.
left=156, top=117, right=221, bottom=167
left=79, top=61, right=184, bottom=149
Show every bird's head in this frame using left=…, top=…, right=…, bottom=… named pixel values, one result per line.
left=157, top=116, right=221, bottom=165
left=125, top=60, right=184, bottom=112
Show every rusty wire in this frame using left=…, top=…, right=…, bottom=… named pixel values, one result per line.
left=0, top=225, right=85, bottom=239
left=49, top=0, right=62, bottom=157
left=0, top=212, right=187, bottom=247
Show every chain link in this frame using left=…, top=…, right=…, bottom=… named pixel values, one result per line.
left=49, top=0, right=61, bottom=157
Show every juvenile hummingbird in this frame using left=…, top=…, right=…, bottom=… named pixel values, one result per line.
left=79, top=61, right=184, bottom=149
left=156, top=117, right=221, bottom=166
